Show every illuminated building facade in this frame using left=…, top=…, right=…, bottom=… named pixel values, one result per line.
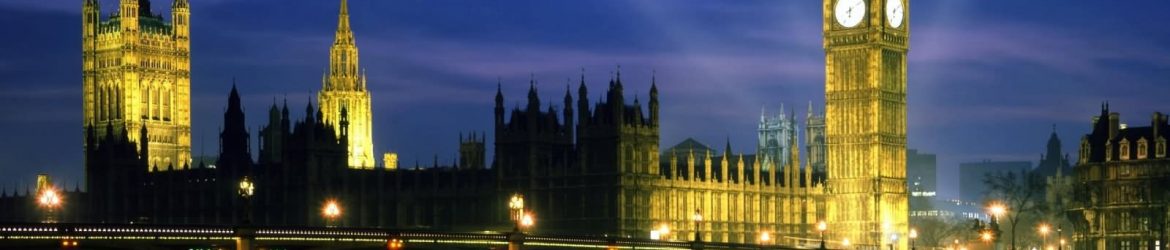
left=318, top=0, right=376, bottom=169
left=82, top=0, right=192, bottom=170
left=493, top=73, right=825, bottom=244
left=759, top=106, right=797, bottom=171
left=823, top=0, right=910, bottom=248
left=1070, top=105, right=1170, bottom=250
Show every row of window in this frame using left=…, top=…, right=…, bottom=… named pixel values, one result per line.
left=1082, top=137, right=1168, bottom=162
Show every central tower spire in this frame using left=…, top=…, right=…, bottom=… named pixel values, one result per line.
left=319, top=0, right=375, bottom=169
left=334, top=0, right=354, bottom=46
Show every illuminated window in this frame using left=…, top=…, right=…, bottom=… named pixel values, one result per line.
left=1137, top=138, right=1148, bottom=160
left=1107, top=142, right=1113, bottom=161
left=1158, top=138, right=1167, bottom=158
left=1120, top=140, right=1130, bottom=161
left=1080, top=140, right=1090, bottom=163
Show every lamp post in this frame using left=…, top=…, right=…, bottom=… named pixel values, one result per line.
left=37, top=187, right=62, bottom=223
left=909, top=228, right=918, bottom=250
left=987, top=203, right=1006, bottom=250
left=817, top=221, right=828, bottom=250
left=508, top=194, right=525, bottom=232
left=1039, top=223, right=1050, bottom=250
left=1057, top=226, right=1064, bottom=250
left=692, top=209, right=703, bottom=242
left=236, top=176, right=255, bottom=250
left=657, top=223, right=671, bottom=241
left=323, top=200, right=341, bottom=227
left=237, top=176, right=254, bottom=225
left=890, top=233, right=898, bottom=250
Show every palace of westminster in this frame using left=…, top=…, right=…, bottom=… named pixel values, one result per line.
left=0, top=0, right=1003, bottom=249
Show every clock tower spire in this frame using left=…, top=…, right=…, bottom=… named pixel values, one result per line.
left=822, top=0, right=909, bottom=248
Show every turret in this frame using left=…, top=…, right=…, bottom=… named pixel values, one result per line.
left=139, top=121, right=149, bottom=163
left=649, top=73, right=659, bottom=127
left=563, top=83, right=574, bottom=137
left=577, top=71, right=589, bottom=125
left=172, top=0, right=190, bottom=50
left=527, top=77, right=540, bottom=113
left=120, top=0, right=140, bottom=33
left=495, top=80, right=505, bottom=127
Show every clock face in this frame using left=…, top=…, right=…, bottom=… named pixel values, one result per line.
left=834, top=0, right=866, bottom=28
left=886, top=0, right=905, bottom=28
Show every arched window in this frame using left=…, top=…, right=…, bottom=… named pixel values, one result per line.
left=1138, top=138, right=1148, bottom=160
left=1120, top=140, right=1130, bottom=161
left=1158, top=138, right=1167, bottom=158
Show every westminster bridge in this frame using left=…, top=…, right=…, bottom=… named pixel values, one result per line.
left=0, top=223, right=822, bottom=250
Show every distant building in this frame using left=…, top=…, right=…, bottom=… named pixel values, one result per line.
left=958, top=160, right=1031, bottom=203
left=907, top=149, right=939, bottom=218
left=1070, top=104, right=1170, bottom=249
left=1033, top=127, right=1073, bottom=177
left=758, top=105, right=797, bottom=171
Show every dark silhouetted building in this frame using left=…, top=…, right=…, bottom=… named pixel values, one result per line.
left=1070, top=104, right=1170, bottom=249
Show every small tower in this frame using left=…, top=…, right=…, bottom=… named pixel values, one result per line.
left=649, top=73, right=659, bottom=127
left=172, top=0, right=190, bottom=51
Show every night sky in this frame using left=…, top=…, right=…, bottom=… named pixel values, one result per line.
left=1, top=0, right=1168, bottom=199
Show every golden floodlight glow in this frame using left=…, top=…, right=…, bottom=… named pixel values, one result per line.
left=323, top=201, right=342, bottom=218
left=817, top=221, right=827, bottom=232
left=658, top=223, right=670, bottom=235
left=38, top=189, right=61, bottom=207
left=842, top=238, right=850, bottom=246
left=988, top=203, right=1006, bottom=218
left=520, top=212, right=534, bottom=228
left=759, top=231, right=771, bottom=243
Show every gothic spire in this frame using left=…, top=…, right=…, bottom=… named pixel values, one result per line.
left=335, top=0, right=354, bottom=45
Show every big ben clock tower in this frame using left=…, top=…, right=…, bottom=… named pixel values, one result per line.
left=823, top=0, right=908, bottom=249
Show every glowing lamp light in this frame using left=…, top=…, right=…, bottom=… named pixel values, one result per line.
left=520, top=212, right=534, bottom=228
left=238, top=177, right=254, bottom=198
left=910, top=228, right=918, bottom=239
left=692, top=210, right=703, bottom=223
left=817, top=221, right=827, bottom=232
left=38, top=189, right=61, bottom=207
left=323, top=201, right=342, bottom=218
left=988, top=204, right=1006, bottom=217
left=1039, top=224, right=1050, bottom=235
left=842, top=238, right=851, bottom=246
left=759, top=231, right=771, bottom=243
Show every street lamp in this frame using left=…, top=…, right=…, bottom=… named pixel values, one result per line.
left=759, top=231, right=771, bottom=245
left=37, top=187, right=62, bottom=223
left=817, top=221, right=828, bottom=250
left=1039, top=223, right=1050, bottom=250
left=322, top=200, right=341, bottom=227
left=520, top=212, right=534, bottom=229
left=658, top=223, right=671, bottom=240
left=890, top=233, right=899, bottom=250
left=508, top=194, right=525, bottom=232
left=237, top=176, right=254, bottom=225
left=981, top=230, right=994, bottom=246
left=909, top=228, right=918, bottom=250
left=842, top=238, right=851, bottom=248
left=692, top=209, right=703, bottom=242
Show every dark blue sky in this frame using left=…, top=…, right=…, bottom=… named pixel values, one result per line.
left=1, top=0, right=1168, bottom=199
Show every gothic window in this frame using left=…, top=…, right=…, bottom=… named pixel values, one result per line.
left=1137, top=138, right=1148, bottom=160
left=1080, top=140, right=1090, bottom=164
left=1158, top=138, right=1167, bottom=158
left=1120, top=140, right=1130, bottom=161
left=1107, top=142, right=1113, bottom=161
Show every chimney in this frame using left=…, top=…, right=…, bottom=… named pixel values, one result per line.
left=1109, top=112, right=1120, bottom=139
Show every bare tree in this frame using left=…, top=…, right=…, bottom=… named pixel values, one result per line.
left=984, top=170, right=1048, bottom=250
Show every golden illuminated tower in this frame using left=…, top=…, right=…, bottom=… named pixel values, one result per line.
left=83, top=0, right=192, bottom=170
left=822, top=0, right=908, bottom=248
left=318, top=0, right=375, bottom=169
